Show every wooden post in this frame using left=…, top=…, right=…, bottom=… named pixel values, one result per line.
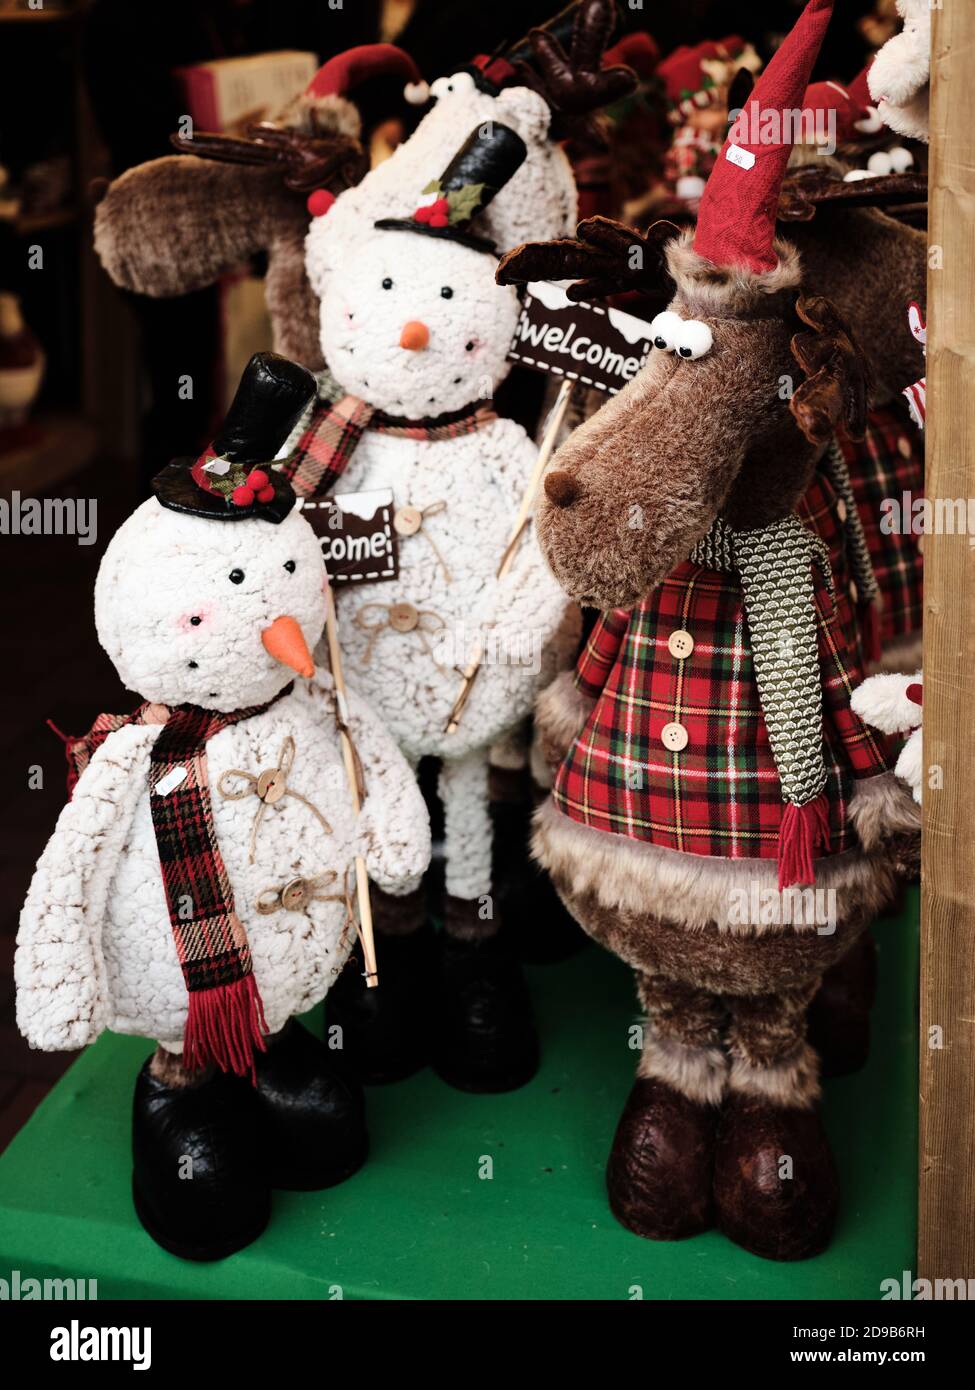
left=919, top=2, right=975, bottom=1282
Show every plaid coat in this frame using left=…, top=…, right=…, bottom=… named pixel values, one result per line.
left=836, top=404, right=924, bottom=647
left=553, top=555, right=890, bottom=862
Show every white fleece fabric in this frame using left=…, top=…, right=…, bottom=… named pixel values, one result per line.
left=868, top=0, right=930, bottom=142
left=294, top=177, right=580, bottom=905
left=16, top=500, right=430, bottom=1053
left=305, top=81, right=576, bottom=301
left=851, top=670, right=923, bottom=804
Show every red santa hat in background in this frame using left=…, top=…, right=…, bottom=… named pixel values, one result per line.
left=659, top=36, right=759, bottom=125
left=283, top=43, right=429, bottom=140
left=693, top=0, right=834, bottom=276
left=802, top=62, right=883, bottom=146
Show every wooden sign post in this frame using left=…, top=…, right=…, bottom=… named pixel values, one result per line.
left=919, top=2, right=975, bottom=1281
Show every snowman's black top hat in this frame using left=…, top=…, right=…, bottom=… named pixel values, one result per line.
left=152, top=353, right=316, bottom=524
left=374, top=122, right=527, bottom=255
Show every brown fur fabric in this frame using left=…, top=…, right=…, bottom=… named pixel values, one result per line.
left=533, top=796, right=901, bottom=937
left=94, top=158, right=325, bottom=372
left=534, top=298, right=818, bottom=609
left=149, top=1045, right=205, bottom=1088
left=533, top=671, right=597, bottom=771
left=665, top=232, right=802, bottom=317
left=787, top=206, right=927, bottom=403
left=371, top=882, right=427, bottom=938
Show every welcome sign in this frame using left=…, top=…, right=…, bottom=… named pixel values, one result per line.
left=299, top=488, right=399, bottom=585
left=507, top=281, right=654, bottom=395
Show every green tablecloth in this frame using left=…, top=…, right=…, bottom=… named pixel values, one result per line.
left=0, top=891, right=918, bottom=1300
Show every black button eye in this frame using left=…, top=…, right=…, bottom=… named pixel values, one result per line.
left=190, top=616, right=202, bottom=626
left=229, top=569, right=245, bottom=584
left=654, top=336, right=668, bottom=350
left=678, top=346, right=692, bottom=358
left=382, top=277, right=393, bottom=290
left=465, top=341, right=475, bottom=352
left=441, top=286, right=454, bottom=299
left=188, top=661, right=199, bottom=669
left=283, top=560, right=296, bottom=573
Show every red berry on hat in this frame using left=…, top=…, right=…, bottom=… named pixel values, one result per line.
left=429, top=212, right=449, bottom=227
left=246, top=468, right=270, bottom=490
left=307, top=188, right=336, bottom=218
left=232, top=485, right=255, bottom=507
left=414, top=204, right=432, bottom=223
left=257, top=484, right=275, bottom=504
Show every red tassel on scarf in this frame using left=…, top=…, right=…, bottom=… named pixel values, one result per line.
left=859, top=600, right=883, bottom=666
left=183, top=975, right=269, bottom=1084
left=777, top=795, right=831, bottom=890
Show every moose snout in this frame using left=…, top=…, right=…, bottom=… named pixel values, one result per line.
left=544, top=470, right=581, bottom=508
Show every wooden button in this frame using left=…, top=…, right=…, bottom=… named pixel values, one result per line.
left=897, top=436, right=912, bottom=459
left=836, top=498, right=848, bottom=523
left=394, top=505, right=423, bottom=536
left=256, top=768, right=287, bottom=804
left=661, top=721, right=688, bottom=752
left=389, top=602, right=420, bottom=633
left=668, top=629, right=694, bottom=659
left=280, top=878, right=308, bottom=911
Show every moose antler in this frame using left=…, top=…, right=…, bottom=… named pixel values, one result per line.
left=778, top=166, right=928, bottom=222
left=497, top=216, right=678, bottom=301
left=170, top=125, right=367, bottom=196
left=526, top=0, right=637, bottom=116
left=789, top=295, right=873, bottom=445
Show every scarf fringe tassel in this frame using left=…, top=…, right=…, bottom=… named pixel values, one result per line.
left=777, top=795, right=831, bottom=890
left=183, top=975, right=269, bottom=1083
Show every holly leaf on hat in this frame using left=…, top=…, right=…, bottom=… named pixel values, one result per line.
left=422, top=179, right=443, bottom=196
left=446, top=182, right=485, bottom=223
left=208, top=464, right=248, bottom=499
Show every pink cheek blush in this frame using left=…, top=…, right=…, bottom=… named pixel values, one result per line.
left=176, top=604, right=215, bottom=634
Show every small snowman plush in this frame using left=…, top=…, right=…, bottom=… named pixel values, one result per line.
left=15, top=353, right=430, bottom=1262
left=851, top=670, right=923, bottom=803
left=289, top=121, right=580, bottom=1094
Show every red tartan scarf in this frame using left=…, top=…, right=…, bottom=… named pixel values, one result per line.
left=55, top=688, right=291, bottom=1081
left=279, top=393, right=497, bottom=498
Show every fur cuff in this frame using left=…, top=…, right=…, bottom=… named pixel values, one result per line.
left=278, top=92, right=361, bottom=140
left=728, top=1042, right=820, bottom=1110
left=848, top=772, right=922, bottom=853
left=637, top=1032, right=727, bottom=1106
left=666, top=228, right=802, bottom=317
left=534, top=671, right=596, bottom=772
left=533, top=797, right=900, bottom=934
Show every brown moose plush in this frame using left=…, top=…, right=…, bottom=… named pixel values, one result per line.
left=499, top=0, right=920, bottom=1261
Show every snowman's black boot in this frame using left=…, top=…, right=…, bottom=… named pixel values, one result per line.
left=132, top=1050, right=270, bottom=1262
left=325, top=885, right=435, bottom=1084
left=252, top=1019, right=367, bottom=1190
left=433, top=900, right=540, bottom=1093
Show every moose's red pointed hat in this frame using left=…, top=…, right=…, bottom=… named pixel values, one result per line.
left=693, top=0, right=834, bottom=275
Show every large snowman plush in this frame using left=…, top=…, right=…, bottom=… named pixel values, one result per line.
left=15, top=354, right=430, bottom=1261
left=289, top=121, right=580, bottom=1094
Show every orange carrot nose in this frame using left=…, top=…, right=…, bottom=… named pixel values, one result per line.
left=399, top=320, right=429, bottom=350
left=261, top=615, right=314, bottom=678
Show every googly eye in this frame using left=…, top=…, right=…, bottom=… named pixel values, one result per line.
left=674, top=319, right=713, bottom=361
left=867, top=150, right=893, bottom=176
left=887, top=146, right=914, bottom=173
left=649, top=310, right=683, bottom=352
left=430, top=71, right=474, bottom=100
left=843, top=168, right=874, bottom=183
